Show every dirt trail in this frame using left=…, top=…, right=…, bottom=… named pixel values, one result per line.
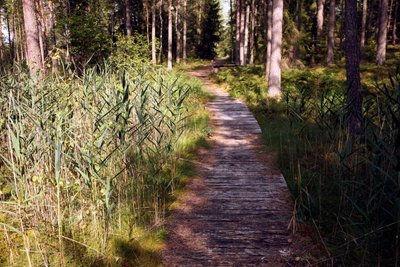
left=162, top=65, right=295, bottom=266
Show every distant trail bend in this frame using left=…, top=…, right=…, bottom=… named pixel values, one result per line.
left=162, top=64, right=296, bottom=267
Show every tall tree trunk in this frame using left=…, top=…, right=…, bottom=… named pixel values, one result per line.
left=158, top=0, right=163, bottom=63
left=361, top=0, right=368, bottom=48
left=249, top=0, right=256, bottom=64
left=176, top=0, right=181, bottom=63
left=0, top=8, right=3, bottom=63
left=294, top=0, right=302, bottom=61
left=265, top=0, right=272, bottom=79
left=36, top=0, right=46, bottom=68
left=152, top=0, right=157, bottom=63
left=327, top=0, right=335, bottom=64
left=392, top=0, right=398, bottom=44
left=125, top=0, right=132, bottom=36
left=183, top=0, right=187, bottom=61
left=47, top=0, right=58, bottom=73
left=240, top=0, right=245, bottom=65
left=22, top=0, right=43, bottom=75
left=6, top=12, right=14, bottom=65
left=235, top=0, right=241, bottom=64
left=268, top=0, right=283, bottom=99
left=317, top=0, right=325, bottom=37
left=345, top=0, right=363, bottom=136
left=167, top=0, right=173, bottom=70
left=244, top=3, right=250, bottom=64
left=145, top=0, right=150, bottom=44
left=377, top=0, right=389, bottom=65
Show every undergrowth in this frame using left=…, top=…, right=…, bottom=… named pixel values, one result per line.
left=0, top=44, right=210, bottom=266
left=213, top=60, right=400, bottom=266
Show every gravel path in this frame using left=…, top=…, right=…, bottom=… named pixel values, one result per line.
left=162, top=65, right=295, bottom=266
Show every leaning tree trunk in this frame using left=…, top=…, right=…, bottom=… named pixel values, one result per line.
left=345, top=0, right=363, bottom=136
left=361, top=0, right=368, bottom=48
left=376, top=0, right=389, bottom=66
left=152, top=0, right=157, bottom=63
left=265, top=0, right=272, bottom=80
left=167, top=0, right=173, bottom=70
left=326, top=0, right=336, bottom=65
left=22, top=0, right=43, bottom=75
left=268, top=0, right=283, bottom=99
left=176, top=0, right=181, bottom=63
left=125, top=0, right=132, bottom=36
left=183, top=0, right=187, bottom=61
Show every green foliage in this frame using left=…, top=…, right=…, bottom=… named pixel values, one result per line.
left=0, top=61, right=209, bottom=266
left=110, top=34, right=152, bottom=69
left=196, top=0, right=222, bottom=59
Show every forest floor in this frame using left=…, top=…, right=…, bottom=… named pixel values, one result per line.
left=161, top=65, right=315, bottom=266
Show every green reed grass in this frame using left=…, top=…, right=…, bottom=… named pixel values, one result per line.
left=0, top=62, right=208, bottom=266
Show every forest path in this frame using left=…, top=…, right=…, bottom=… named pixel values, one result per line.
left=162, top=65, right=295, bottom=266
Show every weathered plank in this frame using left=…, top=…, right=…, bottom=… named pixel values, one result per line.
left=162, top=65, right=294, bottom=267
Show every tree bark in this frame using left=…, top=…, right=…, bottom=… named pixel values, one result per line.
left=361, top=0, right=368, bottom=48
left=345, top=0, right=363, bottom=136
left=377, top=0, right=389, bottom=65
left=240, top=0, right=245, bottom=65
left=22, top=0, right=43, bottom=75
left=268, top=0, right=283, bottom=99
left=176, top=0, right=181, bottom=63
left=326, top=0, right=335, bottom=65
left=249, top=0, right=256, bottom=64
left=392, top=0, right=398, bottom=44
left=159, top=0, right=163, bottom=63
left=244, top=3, right=250, bottom=64
left=317, top=0, right=325, bottom=37
left=152, top=0, right=157, bottom=63
left=265, top=0, right=272, bottom=79
left=183, top=0, right=187, bottom=61
left=6, top=11, right=14, bottom=65
left=235, top=0, right=241, bottom=64
left=167, top=0, right=173, bottom=70
left=0, top=8, right=3, bottom=63
left=125, top=0, right=132, bottom=36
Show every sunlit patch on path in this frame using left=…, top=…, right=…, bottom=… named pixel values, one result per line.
left=162, top=65, right=294, bottom=266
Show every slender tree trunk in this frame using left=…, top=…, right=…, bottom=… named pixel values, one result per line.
left=249, top=0, right=256, bottom=64
left=240, top=0, right=246, bottom=66
left=152, top=0, right=157, bottom=63
left=244, top=3, right=250, bottom=64
left=294, top=0, right=302, bottom=61
left=377, top=0, right=389, bottom=65
left=317, top=0, right=325, bottom=37
left=176, top=0, right=181, bottom=63
left=183, top=0, right=187, bottom=61
left=125, top=0, right=132, bottom=36
left=268, top=0, right=283, bottom=99
left=327, top=0, right=336, bottom=64
left=146, top=0, right=150, bottom=44
left=47, top=0, right=58, bottom=73
left=0, top=8, right=3, bottom=63
left=167, top=0, right=173, bottom=70
left=235, top=0, right=241, bottom=64
left=6, top=12, right=14, bottom=65
left=22, top=0, right=43, bottom=75
left=265, top=0, right=272, bottom=79
left=361, top=0, right=368, bottom=48
left=392, top=0, right=398, bottom=44
left=159, top=0, right=163, bottom=63
left=36, top=0, right=46, bottom=68
left=345, top=0, right=363, bottom=136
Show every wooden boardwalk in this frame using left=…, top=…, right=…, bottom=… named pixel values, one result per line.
left=162, top=66, right=294, bottom=266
